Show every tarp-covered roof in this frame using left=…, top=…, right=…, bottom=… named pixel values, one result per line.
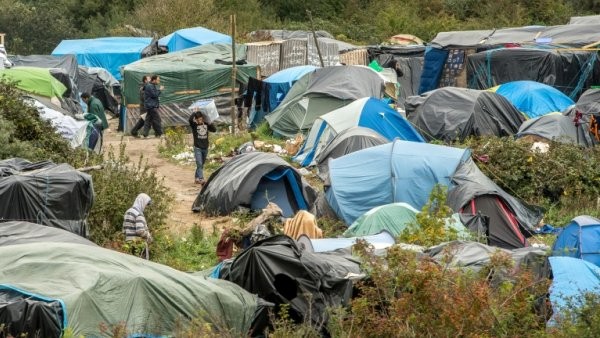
left=0, top=242, right=259, bottom=337
left=159, top=26, right=231, bottom=52
left=52, top=37, right=153, bottom=80
left=569, top=15, right=600, bottom=25
left=0, top=221, right=96, bottom=247
left=517, top=113, right=595, bottom=147
left=9, top=54, right=79, bottom=87
left=0, top=67, right=67, bottom=98
left=491, top=81, right=575, bottom=119
left=265, top=65, right=318, bottom=84
left=122, top=43, right=257, bottom=106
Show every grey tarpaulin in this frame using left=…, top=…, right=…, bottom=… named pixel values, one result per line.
left=222, top=235, right=361, bottom=328
left=569, top=15, right=600, bottom=25
left=316, top=126, right=388, bottom=180
left=77, top=66, right=119, bottom=114
left=0, top=221, right=96, bottom=247
left=517, top=113, right=596, bottom=147
left=0, top=158, right=94, bottom=237
left=405, top=87, right=524, bottom=142
left=467, top=48, right=600, bottom=98
left=448, top=158, right=544, bottom=242
left=192, top=152, right=316, bottom=216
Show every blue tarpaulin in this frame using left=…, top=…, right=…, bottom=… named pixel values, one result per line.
left=549, top=257, right=600, bottom=322
left=326, top=140, right=470, bottom=224
left=158, top=27, right=231, bottom=53
left=52, top=37, right=152, bottom=81
left=493, top=80, right=574, bottom=119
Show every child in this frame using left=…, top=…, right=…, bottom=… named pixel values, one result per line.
left=189, top=112, right=216, bottom=184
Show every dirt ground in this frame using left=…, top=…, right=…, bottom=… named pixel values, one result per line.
left=102, top=118, right=231, bottom=235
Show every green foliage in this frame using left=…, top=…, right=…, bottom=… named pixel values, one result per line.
left=88, top=143, right=172, bottom=245
left=551, top=292, right=600, bottom=338
left=151, top=224, right=220, bottom=272
left=157, top=126, right=191, bottom=158
left=318, top=217, right=347, bottom=237
left=458, top=136, right=600, bottom=225
left=399, top=184, right=459, bottom=246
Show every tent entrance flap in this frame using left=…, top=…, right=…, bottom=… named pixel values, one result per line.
left=0, top=285, right=66, bottom=338
left=250, top=169, right=307, bottom=217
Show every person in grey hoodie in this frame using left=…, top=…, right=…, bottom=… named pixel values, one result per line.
left=122, top=193, right=153, bottom=259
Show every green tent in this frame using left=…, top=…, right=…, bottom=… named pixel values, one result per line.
left=264, top=65, right=385, bottom=138
left=0, top=242, right=258, bottom=337
left=0, top=67, right=67, bottom=98
left=344, top=202, right=419, bottom=237
left=122, top=43, right=258, bottom=131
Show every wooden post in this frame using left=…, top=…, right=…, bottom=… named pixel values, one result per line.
left=0, top=33, right=5, bottom=46
left=230, top=14, right=237, bottom=135
left=306, top=10, right=324, bottom=67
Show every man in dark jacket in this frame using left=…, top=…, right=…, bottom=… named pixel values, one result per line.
left=142, top=74, right=163, bottom=137
left=81, top=92, right=108, bottom=132
left=131, top=75, right=150, bottom=137
left=189, top=112, right=216, bottom=184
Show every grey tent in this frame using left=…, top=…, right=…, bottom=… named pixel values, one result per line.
left=192, top=152, right=316, bottom=217
left=405, top=87, right=525, bottom=142
left=316, top=126, right=388, bottom=180
left=448, top=158, right=544, bottom=249
left=569, top=15, right=600, bottom=25
left=220, top=235, right=361, bottom=329
left=0, top=222, right=263, bottom=337
left=265, top=66, right=385, bottom=138
left=563, top=88, right=600, bottom=144
left=77, top=66, right=120, bottom=114
left=516, top=113, right=595, bottom=147
left=0, top=158, right=94, bottom=237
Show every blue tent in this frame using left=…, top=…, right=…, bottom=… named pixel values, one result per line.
left=248, top=66, right=318, bottom=128
left=52, top=37, right=152, bottom=81
left=492, top=80, right=575, bottom=119
left=326, top=140, right=470, bottom=224
left=552, top=216, right=600, bottom=266
left=297, top=230, right=395, bottom=253
left=549, top=257, right=600, bottom=321
left=294, top=97, right=425, bottom=166
left=158, top=27, right=231, bottom=53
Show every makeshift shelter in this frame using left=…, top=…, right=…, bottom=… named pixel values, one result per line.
left=192, top=152, right=315, bottom=217
left=569, top=15, right=600, bottom=24
left=122, top=43, right=258, bottom=131
left=490, top=81, right=575, bottom=119
left=221, top=235, right=361, bottom=326
left=516, top=113, right=595, bottom=147
left=294, top=97, right=424, bottom=166
left=326, top=140, right=470, bottom=225
left=468, top=48, right=600, bottom=99
left=344, top=202, right=419, bottom=237
left=52, top=37, right=153, bottom=80
left=297, top=230, right=395, bottom=253
left=0, top=158, right=94, bottom=236
left=247, top=65, right=318, bottom=128
left=0, top=234, right=262, bottom=337
left=78, top=66, right=120, bottom=114
left=549, top=257, right=600, bottom=323
left=405, top=87, right=525, bottom=142
left=552, top=216, right=600, bottom=266
left=265, top=66, right=385, bottom=138
left=0, top=67, right=66, bottom=99
left=563, top=88, right=600, bottom=143
left=316, top=127, right=389, bottom=179
left=448, top=158, right=544, bottom=249
left=24, top=95, right=102, bottom=152
left=159, top=26, right=231, bottom=52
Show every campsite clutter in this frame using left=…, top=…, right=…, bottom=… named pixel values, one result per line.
left=2, top=15, right=600, bottom=337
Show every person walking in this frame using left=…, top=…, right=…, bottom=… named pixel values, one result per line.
left=122, top=193, right=153, bottom=259
left=81, top=92, right=108, bottom=133
left=142, top=75, right=164, bottom=138
left=131, top=75, right=150, bottom=137
left=189, top=112, right=216, bottom=185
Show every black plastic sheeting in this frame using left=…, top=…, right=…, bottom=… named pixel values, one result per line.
left=467, top=48, right=600, bottom=99
left=448, top=158, right=544, bottom=246
left=0, top=158, right=94, bottom=237
left=192, top=152, right=316, bottom=216
left=316, top=127, right=388, bottom=181
left=0, top=287, right=64, bottom=338
left=221, top=235, right=361, bottom=328
left=405, top=87, right=525, bottom=142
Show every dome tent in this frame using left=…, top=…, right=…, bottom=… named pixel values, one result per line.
left=344, top=203, right=419, bottom=237
left=490, top=80, right=574, bottom=119
left=405, top=87, right=525, bottom=142
left=516, top=113, right=595, bottom=147
left=552, top=216, right=600, bottom=266
left=192, top=152, right=315, bottom=217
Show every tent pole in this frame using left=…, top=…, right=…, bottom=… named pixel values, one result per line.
left=230, top=14, right=237, bottom=135
left=306, top=10, right=324, bottom=67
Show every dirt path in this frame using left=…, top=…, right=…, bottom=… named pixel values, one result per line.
left=102, top=119, right=229, bottom=235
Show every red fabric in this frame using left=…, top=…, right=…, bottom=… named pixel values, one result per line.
left=216, top=231, right=234, bottom=262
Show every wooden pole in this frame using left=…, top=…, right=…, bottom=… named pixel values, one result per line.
left=306, top=10, right=324, bottom=67
left=230, top=14, right=237, bottom=135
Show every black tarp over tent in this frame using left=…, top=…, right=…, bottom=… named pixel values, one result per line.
left=192, top=152, right=316, bottom=217
left=448, top=159, right=544, bottom=249
left=220, top=235, right=361, bottom=326
left=405, top=87, right=525, bottom=142
left=0, top=158, right=94, bottom=237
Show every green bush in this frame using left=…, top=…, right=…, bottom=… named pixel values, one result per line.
left=151, top=224, right=220, bottom=272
